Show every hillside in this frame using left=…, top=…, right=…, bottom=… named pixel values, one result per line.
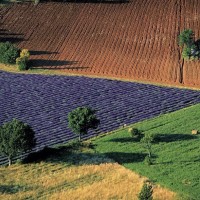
left=1, top=0, right=200, bottom=87
left=1, top=71, right=200, bottom=164
left=0, top=142, right=176, bottom=200
left=93, top=103, right=200, bottom=199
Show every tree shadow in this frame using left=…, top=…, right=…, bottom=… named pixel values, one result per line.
left=109, top=136, right=141, bottom=143
left=0, top=37, right=24, bottom=43
left=41, top=0, right=129, bottom=4
left=29, top=50, right=58, bottom=56
left=104, top=152, right=146, bottom=164
left=0, top=29, right=24, bottom=44
left=29, top=59, right=89, bottom=70
left=195, top=39, right=200, bottom=50
left=23, top=143, right=113, bottom=165
left=154, top=133, right=197, bottom=143
left=156, top=157, right=200, bottom=165
left=0, top=184, right=27, bottom=194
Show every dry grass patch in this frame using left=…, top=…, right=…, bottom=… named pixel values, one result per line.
left=0, top=161, right=176, bottom=200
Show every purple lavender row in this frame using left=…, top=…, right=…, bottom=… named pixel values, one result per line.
left=0, top=71, right=200, bottom=164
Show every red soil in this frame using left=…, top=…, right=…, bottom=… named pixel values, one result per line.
left=1, top=0, right=200, bottom=87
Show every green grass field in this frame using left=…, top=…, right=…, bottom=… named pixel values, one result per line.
left=92, top=104, right=200, bottom=199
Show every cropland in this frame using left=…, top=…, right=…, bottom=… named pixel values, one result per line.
left=1, top=71, right=200, bottom=164
left=1, top=0, right=200, bottom=87
left=1, top=1, right=200, bottom=199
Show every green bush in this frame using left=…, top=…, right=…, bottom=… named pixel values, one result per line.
left=178, top=29, right=200, bottom=61
left=182, top=45, right=199, bottom=60
left=128, top=128, right=141, bottom=138
left=0, top=42, right=20, bottom=64
left=16, top=49, right=30, bottom=71
left=16, top=57, right=28, bottom=71
left=178, top=29, right=194, bottom=47
left=182, top=46, right=191, bottom=60
left=144, top=155, right=152, bottom=166
left=138, top=182, right=153, bottom=200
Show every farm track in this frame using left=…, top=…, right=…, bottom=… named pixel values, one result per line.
left=0, top=0, right=200, bottom=87
left=0, top=71, right=200, bottom=164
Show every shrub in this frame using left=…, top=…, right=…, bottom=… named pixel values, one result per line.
left=178, top=29, right=194, bottom=47
left=20, top=49, right=30, bottom=60
left=182, top=44, right=199, bottom=61
left=182, top=46, right=191, bottom=60
left=16, top=57, right=27, bottom=71
left=16, top=49, right=30, bottom=71
left=144, top=155, right=152, bottom=166
left=0, top=119, right=36, bottom=166
left=128, top=128, right=141, bottom=138
left=138, top=182, right=153, bottom=200
left=0, top=42, right=20, bottom=64
left=178, top=29, right=200, bottom=61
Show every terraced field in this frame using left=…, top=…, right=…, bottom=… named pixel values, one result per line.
left=1, top=71, right=200, bottom=164
left=1, top=0, right=200, bottom=87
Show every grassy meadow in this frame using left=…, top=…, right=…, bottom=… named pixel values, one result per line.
left=0, top=142, right=175, bottom=200
left=93, top=104, right=200, bottom=199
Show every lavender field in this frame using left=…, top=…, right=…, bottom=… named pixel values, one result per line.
left=1, top=71, right=200, bottom=163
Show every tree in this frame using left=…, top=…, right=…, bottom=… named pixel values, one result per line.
left=141, top=133, right=154, bottom=158
left=140, top=133, right=156, bottom=165
left=68, top=107, right=100, bottom=141
left=178, top=29, right=194, bottom=48
left=0, top=42, right=20, bottom=64
left=0, top=119, right=36, bottom=166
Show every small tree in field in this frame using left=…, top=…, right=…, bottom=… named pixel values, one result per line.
left=140, top=133, right=156, bottom=165
left=0, top=119, right=36, bottom=166
left=68, top=107, right=100, bottom=142
left=178, top=29, right=200, bottom=60
left=178, top=29, right=194, bottom=48
left=0, top=42, right=20, bottom=64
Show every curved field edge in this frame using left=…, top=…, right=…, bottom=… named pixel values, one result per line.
left=1, top=63, right=200, bottom=91
left=0, top=143, right=176, bottom=200
left=92, top=103, right=200, bottom=199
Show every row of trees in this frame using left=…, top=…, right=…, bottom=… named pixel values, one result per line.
left=0, top=106, right=100, bottom=166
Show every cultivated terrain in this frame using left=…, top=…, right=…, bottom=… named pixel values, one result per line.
left=1, top=1, right=200, bottom=199
left=1, top=0, right=200, bottom=87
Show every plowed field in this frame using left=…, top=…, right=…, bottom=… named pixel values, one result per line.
left=1, top=0, right=200, bottom=87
